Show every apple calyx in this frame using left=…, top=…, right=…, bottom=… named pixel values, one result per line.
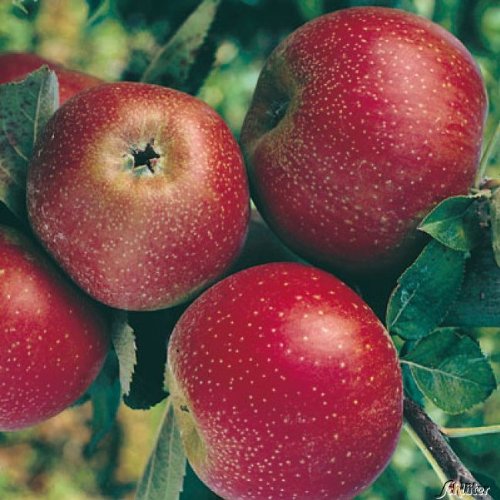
left=167, top=367, right=208, bottom=469
left=131, top=140, right=161, bottom=174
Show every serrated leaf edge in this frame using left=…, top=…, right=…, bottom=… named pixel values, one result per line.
left=111, top=311, right=138, bottom=397
left=418, top=194, right=488, bottom=252
left=0, top=67, right=58, bottom=221
left=402, top=330, right=497, bottom=414
left=136, top=397, right=187, bottom=500
left=140, top=0, right=221, bottom=87
left=387, top=242, right=468, bottom=340
left=419, top=194, right=487, bottom=228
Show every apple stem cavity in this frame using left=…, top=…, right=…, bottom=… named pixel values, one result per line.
left=266, top=97, right=289, bottom=129
left=132, top=140, right=161, bottom=174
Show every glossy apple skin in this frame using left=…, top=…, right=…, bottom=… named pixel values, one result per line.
left=0, top=52, right=101, bottom=103
left=168, top=262, right=403, bottom=499
left=241, top=7, right=487, bottom=275
left=27, top=82, right=250, bottom=311
left=0, top=226, right=109, bottom=431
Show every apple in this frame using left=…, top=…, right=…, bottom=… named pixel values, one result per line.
left=167, top=262, right=403, bottom=499
left=0, top=225, right=109, bottom=431
left=0, top=52, right=101, bottom=103
left=27, top=82, right=250, bottom=311
left=241, top=7, right=487, bottom=275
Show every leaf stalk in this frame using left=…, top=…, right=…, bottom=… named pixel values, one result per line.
left=441, top=424, right=500, bottom=438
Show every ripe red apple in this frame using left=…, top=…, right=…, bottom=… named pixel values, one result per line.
left=167, top=262, right=403, bottom=499
left=241, top=7, right=487, bottom=275
left=27, top=82, right=250, bottom=311
left=0, top=52, right=101, bottom=103
left=0, top=226, right=109, bottom=431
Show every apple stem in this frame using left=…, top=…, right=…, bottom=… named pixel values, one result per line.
left=403, top=396, right=493, bottom=500
left=475, top=121, right=500, bottom=190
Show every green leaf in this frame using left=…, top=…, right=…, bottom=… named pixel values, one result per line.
left=111, top=311, right=137, bottom=397
left=400, top=341, right=425, bottom=407
left=386, top=240, right=467, bottom=340
left=418, top=194, right=485, bottom=251
left=140, top=0, right=221, bottom=94
left=136, top=398, right=187, bottom=500
left=491, top=189, right=500, bottom=267
left=0, top=67, right=58, bottom=222
left=85, top=351, right=121, bottom=456
left=401, top=328, right=497, bottom=414
left=445, top=243, right=500, bottom=327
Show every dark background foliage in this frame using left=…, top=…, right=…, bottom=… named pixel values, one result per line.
left=0, top=0, right=498, bottom=498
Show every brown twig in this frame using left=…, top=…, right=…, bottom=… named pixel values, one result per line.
left=403, top=396, right=494, bottom=500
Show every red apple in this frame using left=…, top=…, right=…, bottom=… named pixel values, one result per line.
left=0, top=225, right=109, bottom=431
left=241, top=7, right=487, bottom=275
left=0, top=52, right=101, bottom=103
left=27, top=82, right=250, bottom=311
left=167, top=262, right=403, bottom=499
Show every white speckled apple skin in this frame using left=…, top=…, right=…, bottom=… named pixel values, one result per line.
left=241, top=7, right=487, bottom=275
left=27, top=82, right=250, bottom=311
left=0, top=225, right=109, bottom=430
left=168, top=262, right=403, bottom=500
